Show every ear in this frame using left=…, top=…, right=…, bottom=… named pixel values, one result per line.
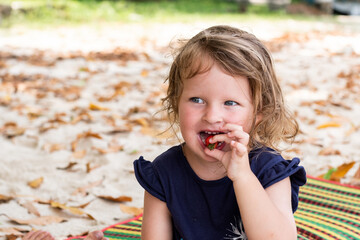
left=255, top=113, right=263, bottom=125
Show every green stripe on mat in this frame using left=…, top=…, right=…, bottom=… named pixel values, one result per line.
left=68, top=177, right=360, bottom=240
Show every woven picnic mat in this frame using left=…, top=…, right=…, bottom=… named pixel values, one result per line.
left=295, top=176, right=360, bottom=240
left=68, top=176, right=360, bottom=240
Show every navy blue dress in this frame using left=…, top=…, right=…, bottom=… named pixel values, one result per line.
left=134, top=145, right=306, bottom=240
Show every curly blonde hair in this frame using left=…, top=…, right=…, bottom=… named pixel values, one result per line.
left=163, top=25, right=298, bottom=151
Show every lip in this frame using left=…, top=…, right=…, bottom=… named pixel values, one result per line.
left=198, top=131, right=226, bottom=150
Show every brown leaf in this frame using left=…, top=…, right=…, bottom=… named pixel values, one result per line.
left=57, top=162, right=78, bottom=171
left=141, top=69, right=149, bottom=77
left=82, top=131, right=102, bottom=139
left=126, top=106, right=148, bottom=117
left=1, top=122, right=25, bottom=138
left=0, top=194, right=13, bottom=203
left=113, top=81, right=132, bottom=91
left=119, top=204, right=143, bottom=216
left=141, top=127, right=173, bottom=139
left=72, top=179, right=103, bottom=196
left=86, top=162, right=100, bottom=173
left=132, top=118, right=150, bottom=127
left=353, top=165, right=360, bottom=179
left=28, top=177, right=44, bottom=189
left=71, top=131, right=102, bottom=152
left=72, top=150, right=86, bottom=159
left=330, top=162, right=356, bottom=182
left=6, top=234, right=18, bottom=240
left=71, top=111, right=93, bottom=124
left=0, top=94, right=11, bottom=106
left=97, top=90, right=124, bottom=102
left=89, top=103, right=109, bottom=111
left=6, top=215, right=65, bottom=226
left=18, top=200, right=41, bottom=217
left=42, top=143, right=65, bottom=153
left=98, top=195, right=132, bottom=202
left=318, top=147, right=341, bottom=156
left=316, top=122, right=341, bottom=129
left=50, top=201, right=85, bottom=216
left=0, top=228, right=23, bottom=236
left=92, top=145, right=124, bottom=154
left=106, top=125, right=133, bottom=134
left=346, top=123, right=359, bottom=137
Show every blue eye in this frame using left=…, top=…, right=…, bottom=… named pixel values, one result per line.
left=225, top=101, right=238, bottom=106
left=190, top=97, right=204, bottom=104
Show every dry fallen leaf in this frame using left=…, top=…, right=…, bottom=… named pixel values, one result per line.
left=92, top=145, right=124, bottom=154
left=28, top=177, right=44, bottom=189
left=6, top=215, right=65, bottom=226
left=42, top=143, right=65, bottom=153
left=141, top=127, right=173, bottom=139
left=318, top=147, right=341, bottom=156
left=18, top=200, right=41, bottom=217
left=72, top=150, right=86, bottom=159
left=89, top=103, right=109, bottom=111
left=86, top=162, right=100, bottom=173
left=316, top=121, right=341, bottom=129
left=141, top=69, right=149, bottom=77
left=354, top=165, right=360, bottom=179
left=119, top=204, right=143, bottom=216
left=98, top=195, right=132, bottom=202
left=0, top=227, right=23, bottom=236
left=57, top=162, right=78, bottom=171
left=1, top=122, right=25, bottom=138
left=71, top=131, right=102, bottom=151
left=132, top=118, right=150, bottom=127
left=106, top=125, right=133, bottom=134
left=72, top=179, right=103, bottom=196
left=50, top=201, right=86, bottom=216
left=330, top=162, right=356, bottom=182
left=71, top=111, right=93, bottom=124
left=0, top=194, right=13, bottom=203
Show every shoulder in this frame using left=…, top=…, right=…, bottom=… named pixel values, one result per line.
left=133, top=145, right=184, bottom=202
left=249, top=147, right=306, bottom=188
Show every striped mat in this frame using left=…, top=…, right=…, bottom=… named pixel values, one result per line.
left=68, top=176, right=360, bottom=240
left=295, top=176, right=360, bottom=240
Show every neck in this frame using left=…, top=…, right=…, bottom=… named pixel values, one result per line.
left=182, top=143, right=227, bottom=181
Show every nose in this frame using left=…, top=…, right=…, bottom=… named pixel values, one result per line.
left=202, top=104, right=223, bottom=124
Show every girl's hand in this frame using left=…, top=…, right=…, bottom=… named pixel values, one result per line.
left=22, top=231, right=55, bottom=240
left=205, top=123, right=252, bottom=181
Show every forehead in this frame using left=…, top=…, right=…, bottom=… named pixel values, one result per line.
left=182, top=63, right=252, bottom=100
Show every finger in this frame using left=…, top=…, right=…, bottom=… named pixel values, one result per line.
left=210, top=133, right=231, bottom=144
left=228, top=130, right=249, bottom=145
left=23, top=230, right=54, bottom=240
left=204, top=147, right=225, bottom=160
left=85, top=230, right=104, bottom=240
left=223, top=124, right=249, bottom=144
left=231, top=140, right=248, bottom=156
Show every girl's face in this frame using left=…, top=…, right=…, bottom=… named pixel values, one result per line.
left=178, top=63, right=257, bottom=163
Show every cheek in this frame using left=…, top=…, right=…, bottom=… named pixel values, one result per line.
left=227, top=111, right=254, bottom=133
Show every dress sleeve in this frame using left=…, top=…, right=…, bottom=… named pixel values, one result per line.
left=252, top=153, right=307, bottom=212
left=133, top=156, right=166, bottom=202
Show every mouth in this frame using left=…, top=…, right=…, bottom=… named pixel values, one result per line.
left=199, top=131, right=225, bottom=150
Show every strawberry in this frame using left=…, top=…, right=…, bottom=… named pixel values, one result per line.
left=205, top=135, right=218, bottom=150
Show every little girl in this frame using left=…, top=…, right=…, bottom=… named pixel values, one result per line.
left=134, top=25, right=306, bottom=240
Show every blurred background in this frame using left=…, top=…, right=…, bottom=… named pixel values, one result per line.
left=0, top=0, right=359, bottom=27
